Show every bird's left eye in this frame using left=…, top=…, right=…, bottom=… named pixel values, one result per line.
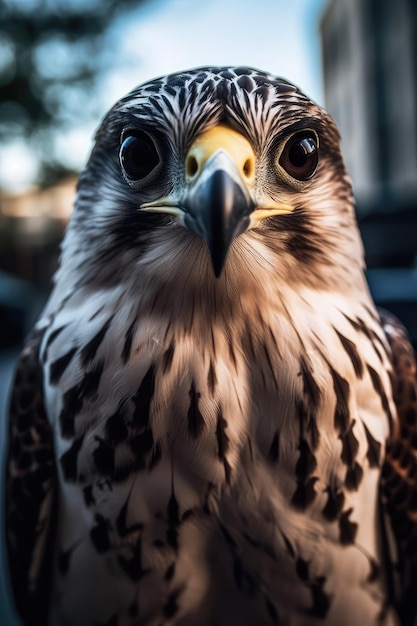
left=279, top=131, right=319, bottom=181
left=119, top=131, right=160, bottom=182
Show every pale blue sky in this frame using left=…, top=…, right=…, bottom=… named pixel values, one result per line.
left=2, top=0, right=329, bottom=191
left=104, top=0, right=328, bottom=105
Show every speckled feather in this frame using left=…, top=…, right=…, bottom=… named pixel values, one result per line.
left=4, top=66, right=417, bottom=626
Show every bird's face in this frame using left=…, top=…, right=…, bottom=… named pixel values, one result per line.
left=136, top=123, right=302, bottom=277
left=70, top=66, right=363, bottom=292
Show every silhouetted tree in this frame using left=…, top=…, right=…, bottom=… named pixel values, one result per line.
left=0, top=0, right=150, bottom=186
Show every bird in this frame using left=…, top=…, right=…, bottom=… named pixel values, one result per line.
left=4, top=66, right=417, bottom=626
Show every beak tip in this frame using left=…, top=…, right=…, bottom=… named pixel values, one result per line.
left=212, top=262, right=225, bottom=279
left=208, top=242, right=227, bottom=278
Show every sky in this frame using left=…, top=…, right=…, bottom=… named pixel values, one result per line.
left=104, top=0, right=328, bottom=105
left=1, top=0, right=329, bottom=192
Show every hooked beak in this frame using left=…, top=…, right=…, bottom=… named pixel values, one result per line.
left=183, top=150, right=254, bottom=277
left=141, top=125, right=292, bottom=277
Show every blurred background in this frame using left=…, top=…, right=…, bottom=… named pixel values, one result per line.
left=0, top=0, right=416, bottom=623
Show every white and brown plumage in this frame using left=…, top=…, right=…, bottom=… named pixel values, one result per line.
left=4, top=66, right=417, bottom=626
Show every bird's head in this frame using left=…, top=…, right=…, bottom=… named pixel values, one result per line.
left=66, top=66, right=364, bottom=293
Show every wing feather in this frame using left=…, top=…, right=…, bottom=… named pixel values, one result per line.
left=380, top=309, right=417, bottom=626
left=4, top=326, right=57, bottom=626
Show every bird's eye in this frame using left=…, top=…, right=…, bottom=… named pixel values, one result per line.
left=279, top=132, right=319, bottom=181
left=119, top=131, right=160, bottom=182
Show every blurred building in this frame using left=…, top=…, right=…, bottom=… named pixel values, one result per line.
left=321, top=0, right=417, bottom=346
left=321, top=0, right=417, bottom=212
left=0, top=178, right=74, bottom=286
left=0, top=180, right=74, bottom=347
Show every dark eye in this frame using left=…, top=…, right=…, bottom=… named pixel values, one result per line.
left=279, top=132, right=319, bottom=181
left=119, top=131, right=160, bottom=181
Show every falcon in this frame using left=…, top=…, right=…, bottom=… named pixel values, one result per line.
left=5, top=66, right=417, bottom=626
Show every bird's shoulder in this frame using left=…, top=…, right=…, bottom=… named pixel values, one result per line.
left=379, top=309, right=417, bottom=625
left=5, top=323, right=57, bottom=625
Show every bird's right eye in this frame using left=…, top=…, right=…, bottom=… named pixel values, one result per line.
left=119, top=131, right=160, bottom=182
